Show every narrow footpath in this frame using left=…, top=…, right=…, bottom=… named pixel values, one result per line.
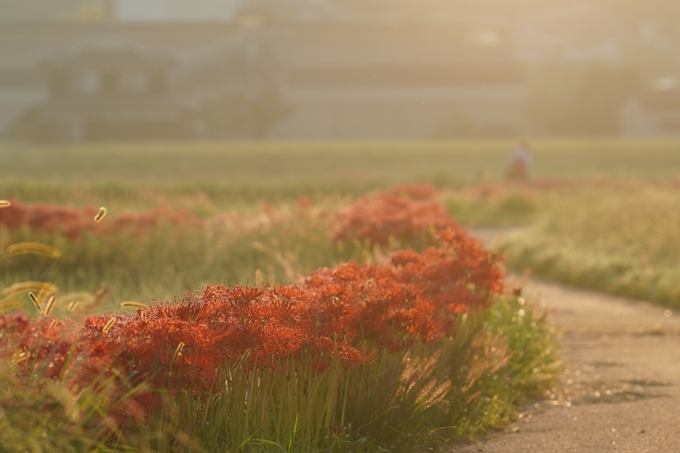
left=453, top=230, right=680, bottom=453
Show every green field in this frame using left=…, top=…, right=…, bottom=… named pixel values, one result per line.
left=3, top=138, right=680, bottom=184
left=496, top=183, right=680, bottom=307
left=3, top=138, right=680, bottom=304
left=0, top=139, right=680, bottom=300
left=2, top=138, right=679, bottom=214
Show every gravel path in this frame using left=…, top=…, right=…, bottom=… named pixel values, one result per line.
left=452, top=230, right=680, bottom=452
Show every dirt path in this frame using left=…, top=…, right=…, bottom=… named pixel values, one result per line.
left=452, top=230, right=680, bottom=452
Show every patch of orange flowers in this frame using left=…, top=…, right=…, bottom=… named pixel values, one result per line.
left=0, top=200, right=201, bottom=240
left=0, top=185, right=505, bottom=422
left=333, top=183, right=452, bottom=244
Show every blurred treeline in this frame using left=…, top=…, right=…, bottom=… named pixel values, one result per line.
left=527, top=62, right=638, bottom=135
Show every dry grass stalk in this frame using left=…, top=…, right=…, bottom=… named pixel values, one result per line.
left=28, top=292, right=41, bottom=311
left=94, top=207, right=107, bottom=222
left=3, top=282, right=58, bottom=298
left=6, top=242, right=61, bottom=259
left=120, top=301, right=149, bottom=311
left=102, top=317, right=117, bottom=335
left=0, top=297, right=23, bottom=312
left=40, top=293, right=57, bottom=317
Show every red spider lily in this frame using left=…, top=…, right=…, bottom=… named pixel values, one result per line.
left=0, top=312, right=75, bottom=379
left=0, top=224, right=503, bottom=407
left=303, top=228, right=503, bottom=349
left=387, top=183, right=440, bottom=200
left=297, top=197, right=313, bottom=209
left=0, top=200, right=202, bottom=240
left=0, top=184, right=507, bottom=429
left=333, top=184, right=452, bottom=245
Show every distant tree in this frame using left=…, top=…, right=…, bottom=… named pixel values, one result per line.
left=528, top=60, right=639, bottom=135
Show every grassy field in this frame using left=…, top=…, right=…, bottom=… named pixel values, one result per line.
left=3, top=137, right=679, bottom=306
left=2, top=137, right=679, bottom=452
left=0, top=203, right=358, bottom=305
left=2, top=137, right=679, bottom=221
left=4, top=137, right=679, bottom=306
left=496, top=182, right=680, bottom=308
left=2, top=138, right=680, bottom=191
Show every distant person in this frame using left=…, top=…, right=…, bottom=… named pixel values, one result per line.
left=506, top=142, right=532, bottom=181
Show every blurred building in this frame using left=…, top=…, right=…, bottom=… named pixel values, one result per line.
left=13, top=42, right=201, bottom=141
left=1, top=0, right=680, bottom=140
left=0, top=0, right=116, bottom=23
left=254, top=5, right=531, bottom=138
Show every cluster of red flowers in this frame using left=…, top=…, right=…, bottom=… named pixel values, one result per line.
left=0, top=200, right=201, bottom=240
left=333, top=183, right=453, bottom=244
left=0, top=312, right=152, bottom=423
left=0, top=185, right=505, bottom=423
left=0, top=230, right=502, bottom=415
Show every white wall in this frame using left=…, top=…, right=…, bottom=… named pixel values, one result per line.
left=116, top=0, right=241, bottom=22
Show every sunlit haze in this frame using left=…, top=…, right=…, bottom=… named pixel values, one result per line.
left=0, top=0, right=679, bottom=140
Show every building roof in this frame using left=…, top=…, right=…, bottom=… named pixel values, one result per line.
left=42, top=34, right=175, bottom=71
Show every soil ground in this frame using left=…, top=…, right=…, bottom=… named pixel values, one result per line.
left=453, top=230, right=680, bottom=452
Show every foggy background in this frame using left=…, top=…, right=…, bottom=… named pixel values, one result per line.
left=1, top=0, right=680, bottom=141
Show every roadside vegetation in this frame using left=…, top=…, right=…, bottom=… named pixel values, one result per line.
left=497, top=182, right=680, bottom=308
left=0, top=183, right=558, bottom=453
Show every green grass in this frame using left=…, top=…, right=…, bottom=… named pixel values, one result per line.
left=496, top=184, right=680, bottom=307
left=0, top=204, right=362, bottom=309
left=444, top=191, right=540, bottom=227
left=3, top=138, right=680, bottom=189
left=3, top=137, right=679, bottom=222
